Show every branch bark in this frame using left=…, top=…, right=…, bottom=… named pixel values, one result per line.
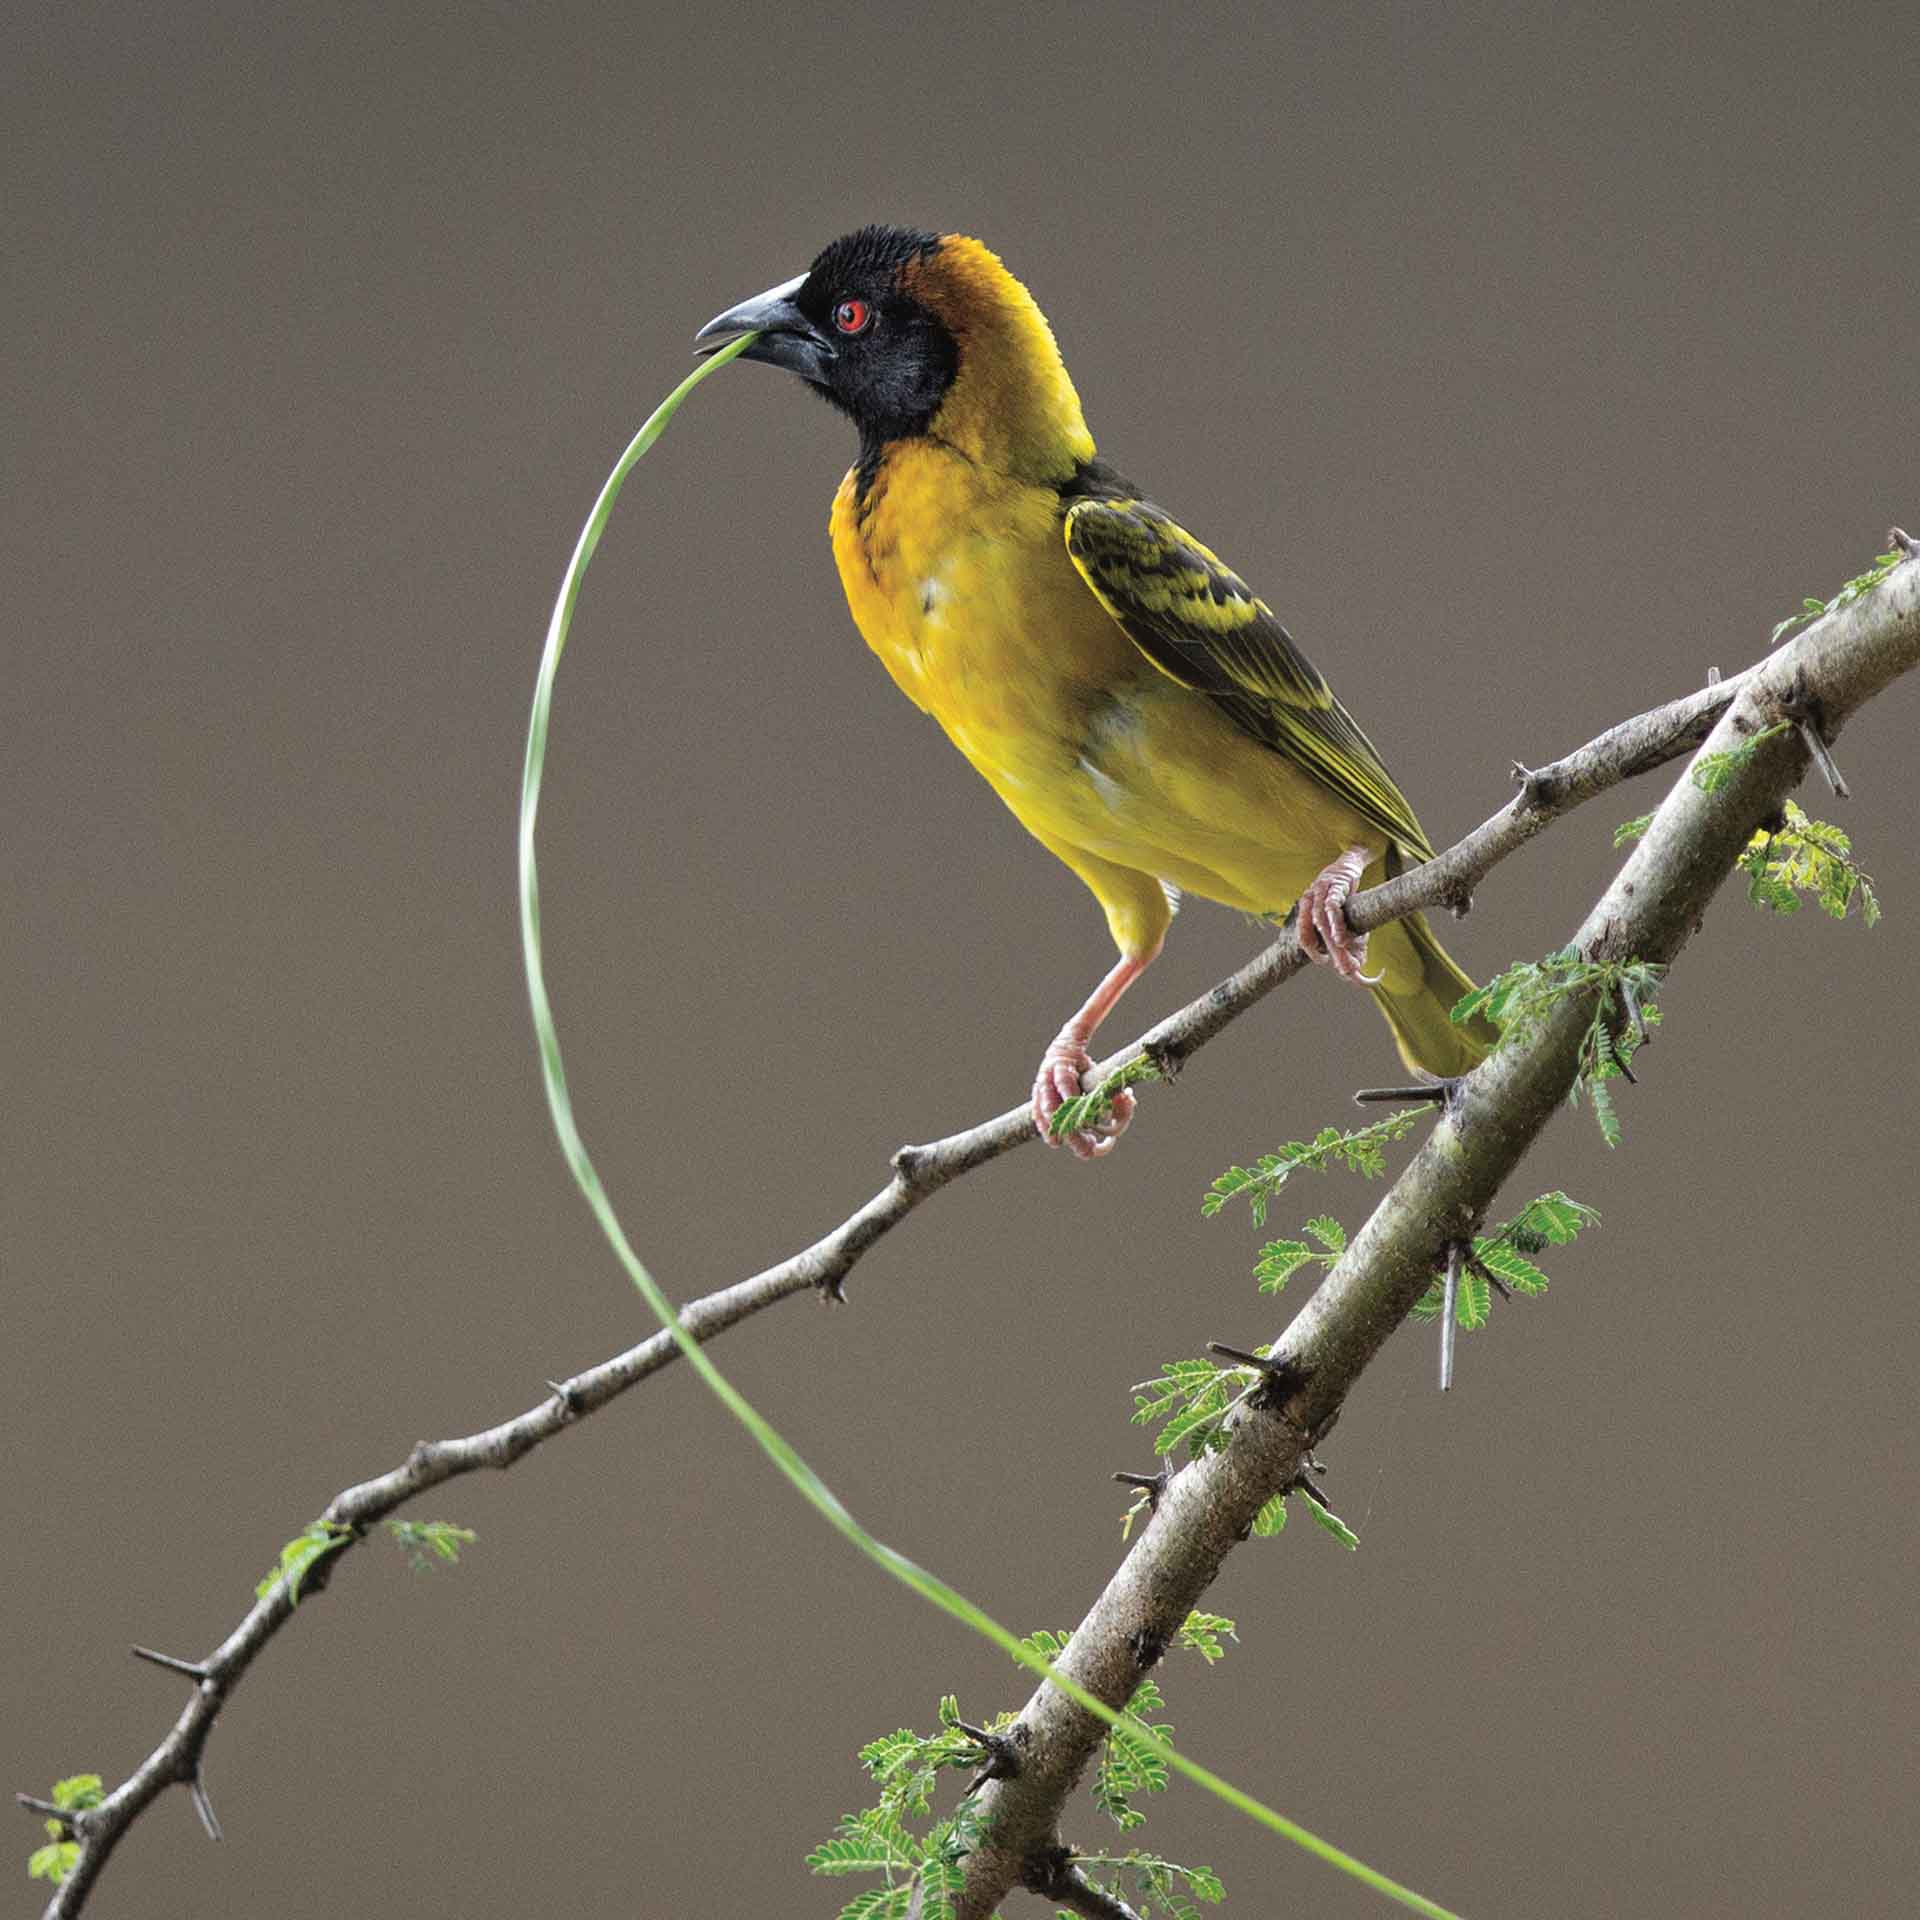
left=18, top=543, right=1914, bottom=1919
left=951, top=546, right=1920, bottom=1915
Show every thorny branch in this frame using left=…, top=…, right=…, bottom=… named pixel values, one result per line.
left=18, top=540, right=1918, bottom=1918
left=949, top=547, right=1920, bottom=1915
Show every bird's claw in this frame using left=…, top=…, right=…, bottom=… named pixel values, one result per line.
left=1032, top=1040, right=1134, bottom=1160
left=1297, top=848, right=1384, bottom=986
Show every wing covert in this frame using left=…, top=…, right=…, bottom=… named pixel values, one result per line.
left=1063, top=496, right=1433, bottom=860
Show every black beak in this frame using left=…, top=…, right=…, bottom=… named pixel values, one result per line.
left=694, top=273, right=834, bottom=384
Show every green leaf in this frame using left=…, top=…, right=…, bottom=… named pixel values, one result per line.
left=1692, top=721, right=1790, bottom=793
left=1735, top=803, right=1882, bottom=927
left=1305, top=1215, right=1346, bottom=1254
left=1016, top=1628, right=1072, bottom=1663
left=1589, top=1076, right=1621, bottom=1149
left=1202, top=1111, right=1424, bottom=1222
left=28, top=1842, right=79, bottom=1886
left=1474, top=1239, right=1549, bottom=1294
left=1507, top=1192, right=1599, bottom=1244
left=1251, top=1491, right=1289, bottom=1536
left=1613, top=812, right=1653, bottom=847
left=256, top=1521, right=352, bottom=1604
left=1050, top=1054, right=1164, bottom=1139
left=1306, top=1499, right=1361, bottom=1549
left=1175, top=1612, right=1238, bottom=1664
left=1455, top=1264, right=1491, bottom=1330
left=387, top=1519, right=476, bottom=1572
left=1253, top=1239, right=1314, bottom=1292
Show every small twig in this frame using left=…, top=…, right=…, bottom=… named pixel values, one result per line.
left=1510, top=759, right=1554, bottom=810
left=129, top=1647, right=209, bottom=1682
left=1618, top=975, right=1650, bottom=1052
left=1353, top=1082, right=1448, bottom=1107
left=957, top=1719, right=1026, bottom=1795
left=185, top=1777, right=221, bottom=1844
left=1782, top=670, right=1851, bottom=798
left=15, top=1796, right=85, bottom=1827
left=1028, top=1853, right=1145, bottom=1920
left=1111, top=1468, right=1172, bottom=1509
left=1206, top=1341, right=1313, bottom=1415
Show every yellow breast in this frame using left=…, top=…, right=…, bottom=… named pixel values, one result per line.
left=826, top=442, right=1384, bottom=930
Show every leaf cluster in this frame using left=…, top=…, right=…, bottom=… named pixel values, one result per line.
left=1769, top=543, right=1908, bottom=645
left=1055, top=1850, right=1226, bottom=1919
left=1249, top=1479, right=1360, bottom=1547
left=255, top=1521, right=353, bottom=1604
left=1125, top=1351, right=1361, bottom=1546
left=25, top=1774, right=102, bottom=1887
left=812, top=1633, right=1228, bottom=1920
left=807, top=1696, right=994, bottom=1919
left=1023, top=1626, right=1228, bottom=1911
left=1410, top=1192, right=1599, bottom=1329
left=1618, top=783, right=1880, bottom=924
left=1737, top=801, right=1880, bottom=923
left=1689, top=720, right=1791, bottom=794
left=1201, top=1108, right=1425, bottom=1226
left=387, top=1519, right=478, bottom=1572
left=1452, top=950, right=1662, bottom=1145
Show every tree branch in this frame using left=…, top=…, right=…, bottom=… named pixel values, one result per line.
left=951, top=546, right=1920, bottom=1915
left=21, top=545, right=1913, bottom=1918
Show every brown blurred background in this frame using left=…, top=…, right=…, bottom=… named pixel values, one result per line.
left=6, top=3, right=1916, bottom=1915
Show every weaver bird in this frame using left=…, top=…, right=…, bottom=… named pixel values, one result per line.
left=697, top=227, right=1495, bottom=1159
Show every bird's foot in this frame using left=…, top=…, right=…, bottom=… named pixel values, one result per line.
left=1032, top=1039, right=1135, bottom=1161
left=1296, top=847, right=1384, bottom=985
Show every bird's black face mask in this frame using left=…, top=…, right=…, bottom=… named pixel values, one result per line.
left=695, top=225, right=960, bottom=450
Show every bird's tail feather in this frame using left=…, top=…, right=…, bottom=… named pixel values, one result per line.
left=1370, top=911, right=1499, bottom=1079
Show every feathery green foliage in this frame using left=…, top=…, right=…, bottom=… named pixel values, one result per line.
left=1202, top=1109, right=1426, bottom=1225
left=255, top=1521, right=352, bottom=1604
left=1620, top=792, right=1879, bottom=922
left=814, top=1636, right=1229, bottom=1920
left=1131, top=1355, right=1251, bottom=1463
left=1049, top=1053, right=1165, bottom=1138
left=1063, top=1850, right=1227, bottom=1917
left=1737, top=801, right=1880, bottom=923
left=1690, top=720, right=1791, bottom=794
left=1410, top=1192, right=1599, bottom=1328
left=1125, top=1346, right=1362, bottom=1543
left=1174, top=1612, right=1238, bottom=1664
left=25, top=1775, right=103, bottom=1887
left=1769, top=543, right=1906, bottom=646
left=1254, top=1214, right=1346, bottom=1293
left=387, top=1520, right=477, bottom=1572
left=1452, top=949, right=1662, bottom=1145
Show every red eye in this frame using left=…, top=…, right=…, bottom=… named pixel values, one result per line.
left=833, top=298, right=872, bottom=335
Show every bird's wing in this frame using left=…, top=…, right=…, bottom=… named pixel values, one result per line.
left=1063, top=496, right=1434, bottom=860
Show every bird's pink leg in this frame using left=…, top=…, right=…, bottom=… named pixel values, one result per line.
left=1296, top=845, right=1384, bottom=985
left=1032, top=938, right=1162, bottom=1161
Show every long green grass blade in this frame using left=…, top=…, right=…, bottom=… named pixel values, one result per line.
left=517, top=335, right=1463, bottom=1920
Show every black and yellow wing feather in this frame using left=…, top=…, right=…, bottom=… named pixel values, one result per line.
left=1063, top=497, right=1434, bottom=862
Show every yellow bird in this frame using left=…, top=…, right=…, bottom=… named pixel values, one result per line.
left=697, top=227, right=1495, bottom=1159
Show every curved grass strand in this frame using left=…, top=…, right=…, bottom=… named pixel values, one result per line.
left=516, top=335, right=1463, bottom=1920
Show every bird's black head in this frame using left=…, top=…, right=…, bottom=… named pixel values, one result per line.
left=695, top=226, right=961, bottom=451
